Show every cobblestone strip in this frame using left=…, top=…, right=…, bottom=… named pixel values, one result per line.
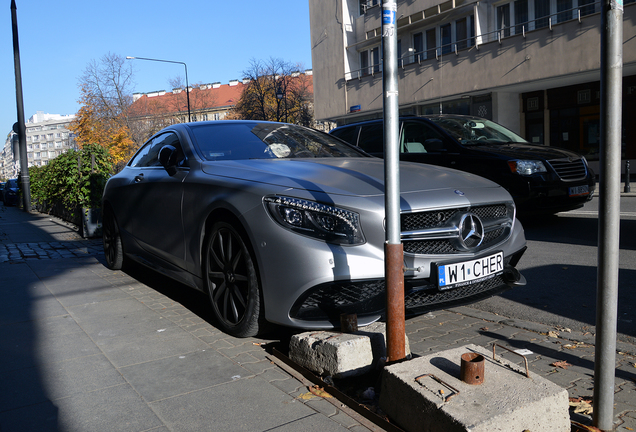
left=0, top=239, right=103, bottom=262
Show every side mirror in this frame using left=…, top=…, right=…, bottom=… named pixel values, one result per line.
left=424, top=138, right=446, bottom=152
left=159, top=145, right=178, bottom=176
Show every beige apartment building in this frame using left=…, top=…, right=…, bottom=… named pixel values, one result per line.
left=309, top=0, right=636, bottom=169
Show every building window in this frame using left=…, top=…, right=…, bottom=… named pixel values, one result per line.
left=579, top=0, right=595, bottom=15
left=534, top=0, right=550, bottom=29
left=557, top=0, right=573, bottom=22
left=515, top=0, right=529, bottom=34
left=359, top=0, right=379, bottom=15
left=426, top=28, right=437, bottom=59
left=371, top=47, right=380, bottom=73
left=359, top=47, right=380, bottom=75
left=497, top=3, right=511, bottom=37
left=413, top=32, right=424, bottom=62
left=455, top=16, right=474, bottom=49
left=360, top=50, right=369, bottom=75
left=440, top=23, right=452, bottom=54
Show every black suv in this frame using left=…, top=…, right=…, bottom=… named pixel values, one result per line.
left=330, top=115, right=596, bottom=215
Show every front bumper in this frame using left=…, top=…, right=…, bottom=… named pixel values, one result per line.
left=289, top=246, right=526, bottom=323
left=510, top=176, right=596, bottom=214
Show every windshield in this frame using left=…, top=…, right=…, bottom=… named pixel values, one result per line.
left=428, top=117, right=527, bottom=145
left=190, top=122, right=367, bottom=161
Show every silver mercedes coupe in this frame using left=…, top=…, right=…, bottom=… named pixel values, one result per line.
left=102, top=121, right=527, bottom=337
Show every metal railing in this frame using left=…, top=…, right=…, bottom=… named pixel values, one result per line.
left=345, top=1, right=604, bottom=81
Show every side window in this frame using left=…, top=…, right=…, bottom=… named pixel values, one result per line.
left=130, top=132, right=183, bottom=168
left=358, top=123, right=384, bottom=155
left=331, top=126, right=359, bottom=146
left=129, top=139, right=156, bottom=167
left=401, top=122, right=446, bottom=153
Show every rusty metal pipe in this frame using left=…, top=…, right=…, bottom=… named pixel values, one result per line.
left=385, top=242, right=406, bottom=362
left=460, top=352, right=485, bottom=385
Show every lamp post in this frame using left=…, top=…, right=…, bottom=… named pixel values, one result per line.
left=276, top=79, right=288, bottom=123
left=126, top=56, right=191, bottom=122
left=11, top=0, right=31, bottom=212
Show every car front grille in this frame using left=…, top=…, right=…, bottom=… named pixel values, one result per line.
left=547, top=158, right=588, bottom=181
left=401, top=204, right=512, bottom=255
left=290, top=275, right=509, bottom=321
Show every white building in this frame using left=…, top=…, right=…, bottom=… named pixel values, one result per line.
left=1, top=111, right=76, bottom=180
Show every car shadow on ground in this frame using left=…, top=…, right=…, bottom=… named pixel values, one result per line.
left=119, top=261, right=299, bottom=343
left=519, top=213, right=636, bottom=251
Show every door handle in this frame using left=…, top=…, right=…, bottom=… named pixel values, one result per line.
left=134, top=174, right=144, bottom=183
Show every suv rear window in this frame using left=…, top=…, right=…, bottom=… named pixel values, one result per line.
left=357, top=123, right=384, bottom=154
left=330, top=126, right=359, bottom=146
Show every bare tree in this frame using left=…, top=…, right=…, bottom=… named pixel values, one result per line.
left=231, top=58, right=314, bottom=125
left=79, top=52, right=134, bottom=122
left=166, top=76, right=217, bottom=123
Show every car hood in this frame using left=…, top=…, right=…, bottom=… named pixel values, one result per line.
left=469, top=142, right=585, bottom=160
left=201, top=158, right=500, bottom=197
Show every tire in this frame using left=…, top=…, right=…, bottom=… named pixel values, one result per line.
left=103, top=208, right=124, bottom=270
left=204, top=221, right=262, bottom=337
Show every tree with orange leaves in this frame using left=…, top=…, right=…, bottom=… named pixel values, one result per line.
left=69, top=53, right=137, bottom=170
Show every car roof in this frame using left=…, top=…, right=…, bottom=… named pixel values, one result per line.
left=334, top=114, right=485, bottom=128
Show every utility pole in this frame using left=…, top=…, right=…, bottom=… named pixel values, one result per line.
left=594, top=0, right=623, bottom=429
left=11, top=0, right=32, bottom=212
left=382, top=0, right=406, bottom=363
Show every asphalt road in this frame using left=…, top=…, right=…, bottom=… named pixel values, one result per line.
left=466, top=195, right=636, bottom=345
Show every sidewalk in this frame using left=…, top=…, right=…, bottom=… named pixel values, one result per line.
left=1, top=203, right=635, bottom=431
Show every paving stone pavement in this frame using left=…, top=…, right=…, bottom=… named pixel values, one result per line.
left=2, top=204, right=635, bottom=431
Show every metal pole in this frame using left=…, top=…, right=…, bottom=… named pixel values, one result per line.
left=382, top=0, right=406, bottom=363
left=126, top=56, right=191, bottom=122
left=11, top=0, right=31, bottom=212
left=625, top=161, right=631, bottom=193
left=594, top=0, right=623, bottom=428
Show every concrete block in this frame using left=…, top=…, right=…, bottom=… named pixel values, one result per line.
left=379, top=344, right=570, bottom=432
left=357, top=321, right=411, bottom=365
left=289, top=331, right=373, bottom=378
left=289, top=322, right=411, bottom=378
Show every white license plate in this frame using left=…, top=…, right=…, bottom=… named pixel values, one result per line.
left=569, top=185, right=589, bottom=197
left=435, top=252, right=504, bottom=291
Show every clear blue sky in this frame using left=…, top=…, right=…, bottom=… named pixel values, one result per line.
left=2, top=0, right=312, bottom=134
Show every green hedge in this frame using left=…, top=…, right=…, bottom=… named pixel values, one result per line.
left=29, top=143, right=113, bottom=216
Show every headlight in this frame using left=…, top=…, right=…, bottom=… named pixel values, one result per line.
left=508, top=160, right=547, bottom=176
left=264, top=196, right=365, bottom=245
